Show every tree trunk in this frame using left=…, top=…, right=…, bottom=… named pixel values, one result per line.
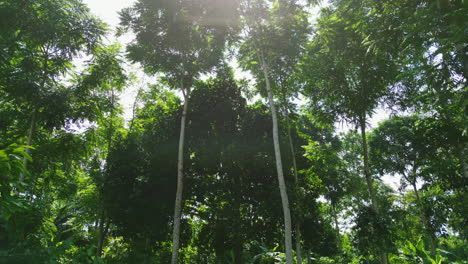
left=283, top=104, right=299, bottom=191
left=260, top=55, right=293, bottom=264
left=21, top=107, right=38, bottom=181
left=359, top=115, right=387, bottom=264
left=233, top=219, right=243, bottom=264
left=460, top=143, right=467, bottom=179
left=411, top=181, right=437, bottom=255
left=97, top=208, right=105, bottom=257
left=359, top=116, right=377, bottom=211
left=171, top=87, right=190, bottom=264
left=295, top=225, right=302, bottom=264
left=128, top=88, right=142, bottom=133
left=284, top=104, right=302, bottom=264
left=332, top=204, right=343, bottom=263
left=97, top=88, right=115, bottom=257
left=233, top=173, right=243, bottom=264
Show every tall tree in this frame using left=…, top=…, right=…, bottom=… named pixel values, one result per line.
left=369, top=114, right=468, bottom=255
left=104, top=90, right=181, bottom=263
left=0, top=0, right=106, bottom=177
left=0, top=2, right=131, bottom=262
left=119, top=1, right=237, bottom=262
left=360, top=0, right=467, bottom=180
left=73, top=44, right=128, bottom=257
left=299, top=2, right=397, bottom=263
left=186, top=67, right=247, bottom=263
left=238, top=0, right=309, bottom=262
left=369, top=116, right=437, bottom=254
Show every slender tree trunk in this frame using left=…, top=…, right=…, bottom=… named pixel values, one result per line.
left=233, top=211, right=243, bottom=264
left=128, top=88, right=142, bottom=133
left=284, top=104, right=302, bottom=264
left=461, top=45, right=468, bottom=83
left=282, top=101, right=298, bottom=189
left=295, top=225, right=302, bottom=264
left=25, top=108, right=37, bottom=151
left=22, top=51, right=51, bottom=180
left=463, top=147, right=467, bottom=179
left=171, top=87, right=190, bottom=264
left=359, top=116, right=377, bottom=211
left=22, top=50, right=50, bottom=180
left=460, top=143, right=467, bottom=179
left=21, top=107, right=38, bottom=181
left=260, top=55, right=293, bottom=264
left=332, top=204, right=343, bottom=263
left=233, top=173, right=243, bottom=264
left=97, top=208, right=106, bottom=257
left=97, top=88, right=116, bottom=257
left=359, top=115, right=388, bottom=264
left=411, top=181, right=437, bottom=255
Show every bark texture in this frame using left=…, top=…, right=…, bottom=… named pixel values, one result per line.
left=171, top=88, right=190, bottom=264
left=261, top=56, right=293, bottom=264
left=411, top=181, right=437, bottom=255
left=284, top=105, right=302, bottom=264
left=359, top=115, right=388, bottom=264
left=97, top=88, right=115, bottom=257
left=359, top=117, right=377, bottom=211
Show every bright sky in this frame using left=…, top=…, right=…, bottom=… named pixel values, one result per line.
left=82, top=0, right=149, bottom=122
left=82, top=0, right=134, bottom=29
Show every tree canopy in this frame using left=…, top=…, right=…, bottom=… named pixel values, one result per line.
left=0, top=0, right=466, bottom=263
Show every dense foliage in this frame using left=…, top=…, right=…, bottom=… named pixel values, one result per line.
left=0, top=0, right=466, bottom=263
